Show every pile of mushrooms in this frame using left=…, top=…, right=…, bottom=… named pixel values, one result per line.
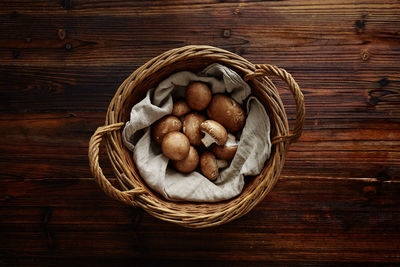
left=151, top=82, right=246, bottom=181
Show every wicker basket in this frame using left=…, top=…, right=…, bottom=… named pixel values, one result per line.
left=88, top=45, right=305, bottom=228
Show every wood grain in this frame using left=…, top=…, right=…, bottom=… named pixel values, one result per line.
left=1, top=0, right=400, bottom=265
left=1, top=177, right=399, bottom=262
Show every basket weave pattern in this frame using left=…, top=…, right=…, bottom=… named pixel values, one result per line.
left=88, top=45, right=305, bottom=228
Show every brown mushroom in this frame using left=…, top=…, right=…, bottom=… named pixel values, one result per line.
left=172, top=146, right=199, bottom=173
left=152, top=115, right=182, bottom=144
left=212, top=133, right=238, bottom=160
left=185, top=82, right=212, bottom=111
left=206, top=94, right=246, bottom=132
left=199, top=120, right=228, bottom=147
left=172, top=99, right=191, bottom=117
left=182, top=112, right=206, bottom=146
left=200, top=151, right=228, bottom=181
left=161, top=132, right=190, bottom=161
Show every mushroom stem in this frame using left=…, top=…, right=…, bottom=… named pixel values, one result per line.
left=216, top=159, right=228, bottom=168
left=201, top=132, right=216, bottom=147
left=225, top=133, right=238, bottom=147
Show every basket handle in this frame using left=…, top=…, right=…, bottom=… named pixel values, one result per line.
left=88, top=122, right=145, bottom=205
left=245, top=64, right=305, bottom=144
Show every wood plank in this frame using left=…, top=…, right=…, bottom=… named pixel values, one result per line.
left=0, top=0, right=399, bottom=12
left=1, top=197, right=399, bottom=234
left=1, top=176, right=399, bottom=210
left=1, top=65, right=400, bottom=116
left=5, top=258, right=379, bottom=267
left=5, top=257, right=370, bottom=267
left=2, top=231, right=400, bottom=262
left=1, top=37, right=398, bottom=67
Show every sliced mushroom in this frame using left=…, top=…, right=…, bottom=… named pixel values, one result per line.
left=206, top=94, right=246, bottom=132
left=152, top=115, right=182, bottom=144
left=161, top=131, right=190, bottom=161
left=172, top=146, right=199, bottom=173
left=200, top=151, right=228, bottom=181
left=172, top=99, right=191, bottom=117
left=212, top=133, right=238, bottom=160
left=199, top=120, right=228, bottom=147
left=182, top=112, right=206, bottom=146
left=185, top=82, right=212, bottom=111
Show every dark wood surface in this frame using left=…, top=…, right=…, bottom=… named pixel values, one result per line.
left=1, top=1, right=400, bottom=266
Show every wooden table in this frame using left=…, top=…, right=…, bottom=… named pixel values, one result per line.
left=1, top=1, right=399, bottom=265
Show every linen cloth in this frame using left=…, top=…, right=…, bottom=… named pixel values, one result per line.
left=123, top=63, right=271, bottom=202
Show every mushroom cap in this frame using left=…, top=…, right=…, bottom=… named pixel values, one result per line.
left=212, top=133, right=238, bottom=160
left=213, top=144, right=238, bottom=160
left=161, top=132, right=190, bottom=161
left=172, top=146, right=199, bottom=173
left=206, top=94, right=246, bottom=132
left=185, top=82, right=212, bottom=111
left=182, top=112, right=206, bottom=146
left=200, top=120, right=228, bottom=146
left=172, top=99, right=191, bottom=117
left=200, top=151, right=218, bottom=181
left=152, top=115, right=182, bottom=144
